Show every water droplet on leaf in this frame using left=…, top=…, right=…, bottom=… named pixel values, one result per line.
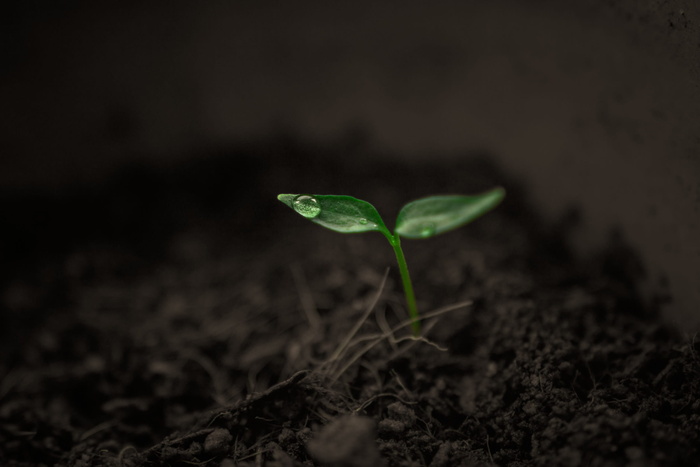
left=358, top=218, right=368, bottom=225
left=293, top=195, right=321, bottom=218
left=419, top=223, right=436, bottom=237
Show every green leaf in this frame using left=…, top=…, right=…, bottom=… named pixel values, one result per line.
left=277, top=194, right=391, bottom=236
left=394, top=187, right=505, bottom=239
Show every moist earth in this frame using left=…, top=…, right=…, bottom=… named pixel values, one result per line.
left=1, top=137, right=698, bottom=466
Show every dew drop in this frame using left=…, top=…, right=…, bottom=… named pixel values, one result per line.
left=358, top=218, right=368, bottom=225
left=293, top=195, right=321, bottom=218
left=419, top=223, right=436, bottom=237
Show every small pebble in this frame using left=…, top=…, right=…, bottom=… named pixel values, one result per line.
left=204, top=428, right=233, bottom=455
left=306, top=415, right=382, bottom=467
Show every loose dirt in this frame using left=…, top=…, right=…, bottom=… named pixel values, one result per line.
left=1, top=138, right=698, bottom=466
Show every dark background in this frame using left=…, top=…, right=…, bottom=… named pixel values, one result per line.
left=1, top=0, right=699, bottom=329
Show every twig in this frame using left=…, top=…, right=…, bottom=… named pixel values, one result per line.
left=291, top=263, right=322, bottom=330
left=116, top=445, right=137, bottom=466
left=320, top=268, right=389, bottom=371
left=330, top=300, right=472, bottom=382
left=375, top=304, right=398, bottom=351
left=79, top=420, right=114, bottom=441
left=486, top=433, right=494, bottom=464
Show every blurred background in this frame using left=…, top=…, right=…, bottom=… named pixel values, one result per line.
left=1, top=0, right=698, bottom=329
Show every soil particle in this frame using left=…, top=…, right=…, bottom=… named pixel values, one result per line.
left=377, top=418, right=406, bottom=437
left=203, top=428, right=233, bottom=456
left=428, top=441, right=452, bottom=467
left=387, top=402, right=416, bottom=425
left=306, top=415, right=383, bottom=467
left=378, top=402, right=418, bottom=437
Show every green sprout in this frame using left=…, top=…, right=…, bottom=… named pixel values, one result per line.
left=277, top=188, right=505, bottom=335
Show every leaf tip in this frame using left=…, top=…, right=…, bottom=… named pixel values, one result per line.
left=493, top=186, right=506, bottom=201
left=277, top=193, right=296, bottom=207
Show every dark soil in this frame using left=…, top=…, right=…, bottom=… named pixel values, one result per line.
left=1, top=136, right=698, bottom=466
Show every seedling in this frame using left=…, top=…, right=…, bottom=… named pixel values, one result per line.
left=277, top=188, right=505, bottom=335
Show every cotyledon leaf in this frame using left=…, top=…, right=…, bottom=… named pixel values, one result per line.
left=277, top=194, right=391, bottom=237
left=394, top=187, right=505, bottom=239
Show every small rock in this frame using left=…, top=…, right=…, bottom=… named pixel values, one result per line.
left=204, top=428, right=233, bottom=455
left=306, top=415, right=383, bottom=467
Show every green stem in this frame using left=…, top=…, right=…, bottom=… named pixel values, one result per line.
left=388, top=234, right=420, bottom=336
